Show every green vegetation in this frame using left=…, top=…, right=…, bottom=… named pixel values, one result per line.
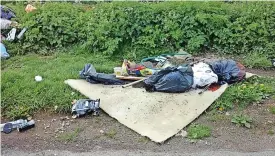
left=187, top=124, right=211, bottom=139
left=105, top=129, right=117, bottom=139
left=231, top=114, right=253, bottom=128
left=269, top=106, right=275, bottom=115
left=267, top=130, right=274, bottom=135
left=1, top=53, right=120, bottom=119
left=212, top=77, right=275, bottom=111
left=243, top=53, right=272, bottom=68
left=58, top=128, right=82, bottom=142
left=208, top=113, right=228, bottom=122
left=138, top=136, right=150, bottom=143
left=4, top=1, right=275, bottom=60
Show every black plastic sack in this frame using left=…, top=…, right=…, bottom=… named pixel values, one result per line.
left=80, top=64, right=124, bottom=85
left=144, top=66, right=193, bottom=93
left=209, top=59, right=246, bottom=85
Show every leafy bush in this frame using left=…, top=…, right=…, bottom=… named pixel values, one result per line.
left=17, top=2, right=86, bottom=54
left=4, top=2, right=275, bottom=59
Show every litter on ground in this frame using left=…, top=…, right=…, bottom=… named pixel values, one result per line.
left=1, top=119, right=35, bottom=134
left=71, top=99, right=100, bottom=118
left=65, top=52, right=257, bottom=142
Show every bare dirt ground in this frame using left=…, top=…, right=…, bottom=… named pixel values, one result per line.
left=1, top=70, right=275, bottom=155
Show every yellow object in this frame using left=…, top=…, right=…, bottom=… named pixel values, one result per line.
left=139, top=68, right=155, bottom=76
left=113, top=67, right=122, bottom=76
left=121, top=59, right=128, bottom=76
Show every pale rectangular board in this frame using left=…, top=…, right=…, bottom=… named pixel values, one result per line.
left=65, top=79, right=228, bottom=142
left=65, top=73, right=254, bottom=142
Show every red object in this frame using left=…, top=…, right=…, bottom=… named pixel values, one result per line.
left=208, top=83, right=221, bottom=92
left=236, top=62, right=246, bottom=81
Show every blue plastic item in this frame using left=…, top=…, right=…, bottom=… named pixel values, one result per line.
left=1, top=43, right=10, bottom=59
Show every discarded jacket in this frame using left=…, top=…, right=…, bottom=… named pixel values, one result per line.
left=72, top=99, right=100, bottom=118
left=80, top=64, right=124, bottom=85
left=209, top=59, right=246, bottom=85
left=144, top=65, right=193, bottom=93
left=192, top=62, right=218, bottom=88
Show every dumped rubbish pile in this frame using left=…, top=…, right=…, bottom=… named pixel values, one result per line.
left=66, top=51, right=251, bottom=142
left=79, top=50, right=246, bottom=94
left=74, top=50, right=247, bottom=118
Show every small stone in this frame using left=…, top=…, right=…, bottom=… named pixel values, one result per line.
left=65, top=122, right=70, bottom=126
left=76, top=144, right=79, bottom=147
left=27, top=116, right=32, bottom=120
left=94, top=145, right=102, bottom=150
left=54, top=129, right=59, bottom=133
left=175, top=130, right=188, bottom=138
left=37, top=120, right=40, bottom=122
left=52, top=119, right=56, bottom=122
left=45, top=132, right=48, bottom=134
left=100, top=130, right=104, bottom=134
left=225, top=112, right=230, bottom=116
left=61, top=121, right=65, bottom=127
left=65, top=116, right=70, bottom=120
left=267, top=120, right=273, bottom=124
left=54, top=106, right=58, bottom=111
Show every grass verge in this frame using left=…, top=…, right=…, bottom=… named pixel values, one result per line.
left=1, top=53, right=275, bottom=119
left=1, top=53, right=120, bottom=119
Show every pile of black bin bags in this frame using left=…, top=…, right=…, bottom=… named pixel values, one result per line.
left=144, top=59, right=246, bottom=93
